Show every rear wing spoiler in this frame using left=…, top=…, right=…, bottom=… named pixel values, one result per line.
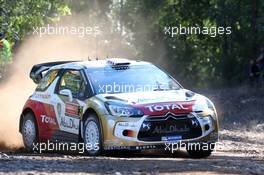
left=30, top=61, right=77, bottom=84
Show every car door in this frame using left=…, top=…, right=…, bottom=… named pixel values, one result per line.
left=53, top=69, right=86, bottom=138
left=32, top=69, right=60, bottom=140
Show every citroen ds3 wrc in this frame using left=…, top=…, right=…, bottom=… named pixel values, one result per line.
left=19, top=58, right=219, bottom=158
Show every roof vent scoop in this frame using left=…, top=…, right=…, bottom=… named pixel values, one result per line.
left=107, top=58, right=131, bottom=66
left=107, top=58, right=131, bottom=70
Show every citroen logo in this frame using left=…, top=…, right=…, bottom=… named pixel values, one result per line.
left=191, top=119, right=199, bottom=127
left=142, top=123, right=151, bottom=130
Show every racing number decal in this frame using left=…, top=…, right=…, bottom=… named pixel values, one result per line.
left=65, top=101, right=79, bottom=117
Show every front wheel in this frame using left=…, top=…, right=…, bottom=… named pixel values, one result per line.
left=21, top=112, right=38, bottom=151
left=186, top=142, right=215, bottom=158
left=83, top=114, right=103, bottom=156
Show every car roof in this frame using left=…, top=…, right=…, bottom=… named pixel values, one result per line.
left=49, top=58, right=152, bottom=70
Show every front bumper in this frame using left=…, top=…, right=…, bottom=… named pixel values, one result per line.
left=101, top=112, right=219, bottom=150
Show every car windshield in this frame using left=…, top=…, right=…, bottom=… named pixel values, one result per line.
left=85, top=64, right=181, bottom=94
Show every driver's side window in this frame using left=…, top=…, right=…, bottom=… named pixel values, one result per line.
left=58, top=70, right=85, bottom=99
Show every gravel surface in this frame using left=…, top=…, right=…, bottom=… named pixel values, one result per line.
left=1, top=86, right=264, bottom=174
left=0, top=130, right=263, bottom=175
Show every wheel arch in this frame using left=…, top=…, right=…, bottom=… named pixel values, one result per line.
left=81, top=107, right=104, bottom=142
left=19, top=108, right=38, bottom=135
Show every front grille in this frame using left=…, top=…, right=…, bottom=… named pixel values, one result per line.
left=146, top=114, right=188, bottom=121
left=137, top=115, right=202, bottom=142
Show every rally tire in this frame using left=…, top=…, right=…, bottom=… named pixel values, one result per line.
left=83, top=113, right=103, bottom=156
left=186, top=143, right=214, bottom=158
left=21, top=112, right=38, bottom=151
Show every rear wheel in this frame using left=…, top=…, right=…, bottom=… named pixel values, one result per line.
left=83, top=113, right=103, bottom=156
left=21, top=112, right=38, bottom=151
left=186, top=142, right=214, bottom=158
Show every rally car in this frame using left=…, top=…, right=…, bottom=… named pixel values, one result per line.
left=19, top=58, right=219, bottom=158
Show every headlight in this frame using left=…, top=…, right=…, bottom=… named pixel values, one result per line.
left=105, top=101, right=144, bottom=117
left=205, top=98, right=217, bottom=117
left=206, top=98, right=215, bottom=111
left=193, top=95, right=217, bottom=116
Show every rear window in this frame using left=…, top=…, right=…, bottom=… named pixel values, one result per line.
left=36, top=70, right=58, bottom=91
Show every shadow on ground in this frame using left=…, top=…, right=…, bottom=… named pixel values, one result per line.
left=0, top=150, right=262, bottom=174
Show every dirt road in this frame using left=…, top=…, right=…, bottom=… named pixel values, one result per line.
left=1, top=86, right=264, bottom=174
left=0, top=130, right=263, bottom=175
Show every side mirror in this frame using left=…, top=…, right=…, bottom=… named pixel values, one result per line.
left=59, top=89, right=73, bottom=102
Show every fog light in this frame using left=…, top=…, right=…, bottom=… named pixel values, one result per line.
left=204, top=124, right=210, bottom=131
left=122, top=130, right=134, bottom=137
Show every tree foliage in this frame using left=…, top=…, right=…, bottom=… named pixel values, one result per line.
left=1, top=0, right=264, bottom=86
left=121, top=0, right=264, bottom=87
left=0, top=0, right=70, bottom=45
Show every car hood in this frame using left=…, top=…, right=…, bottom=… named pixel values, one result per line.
left=98, top=89, right=204, bottom=116
left=100, top=89, right=195, bottom=104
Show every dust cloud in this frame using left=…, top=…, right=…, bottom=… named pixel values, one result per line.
left=0, top=15, right=135, bottom=150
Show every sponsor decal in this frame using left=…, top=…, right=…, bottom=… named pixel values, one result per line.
left=152, top=124, right=190, bottom=134
left=162, top=135, right=182, bottom=141
left=34, top=93, right=51, bottom=99
left=145, top=103, right=188, bottom=112
left=65, top=102, right=79, bottom=117
left=135, top=101, right=194, bottom=115
left=78, top=106, right=83, bottom=116
left=117, top=122, right=137, bottom=128
left=57, top=103, right=62, bottom=116
left=40, top=115, right=57, bottom=125
left=104, top=145, right=157, bottom=150
left=60, top=116, right=78, bottom=130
